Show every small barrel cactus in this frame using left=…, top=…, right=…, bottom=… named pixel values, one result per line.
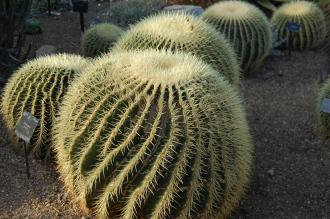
left=271, top=1, right=327, bottom=50
left=54, top=50, right=253, bottom=218
left=202, top=1, right=272, bottom=74
left=114, top=13, right=240, bottom=87
left=317, top=79, right=330, bottom=136
left=319, top=0, right=330, bottom=39
left=81, top=23, right=124, bottom=57
left=1, top=54, right=88, bottom=159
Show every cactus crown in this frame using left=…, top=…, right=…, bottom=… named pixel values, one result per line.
left=204, top=1, right=251, bottom=18
left=81, top=23, right=124, bottom=57
left=2, top=54, right=88, bottom=159
left=279, top=1, right=314, bottom=15
left=271, top=1, right=326, bottom=50
left=114, top=13, right=240, bottom=87
left=54, top=50, right=253, bottom=219
left=202, top=1, right=272, bottom=74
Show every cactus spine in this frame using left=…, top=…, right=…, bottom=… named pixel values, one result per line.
left=54, top=50, right=253, bottom=218
left=1, top=54, right=88, bottom=159
left=114, top=13, right=240, bottom=87
left=202, top=1, right=272, bottom=74
left=271, top=1, right=327, bottom=50
left=81, top=23, right=124, bottom=57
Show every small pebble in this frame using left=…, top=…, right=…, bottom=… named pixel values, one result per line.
left=267, top=168, right=275, bottom=176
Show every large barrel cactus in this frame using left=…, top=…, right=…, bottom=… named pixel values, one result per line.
left=271, top=1, right=326, bottom=50
left=1, top=54, right=88, bottom=159
left=317, top=79, right=330, bottom=136
left=202, top=1, right=272, bottom=74
left=81, top=23, right=124, bottom=57
left=54, top=50, right=253, bottom=218
left=114, top=13, right=240, bottom=87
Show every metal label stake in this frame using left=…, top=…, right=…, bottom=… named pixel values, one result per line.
left=72, top=0, right=89, bottom=33
left=15, top=111, right=39, bottom=179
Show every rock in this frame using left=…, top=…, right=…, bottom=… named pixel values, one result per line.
left=163, top=5, right=204, bottom=17
left=36, top=45, right=57, bottom=57
left=267, top=168, right=275, bottom=176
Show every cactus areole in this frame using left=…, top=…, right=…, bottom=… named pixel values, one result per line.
left=54, top=50, right=253, bottom=218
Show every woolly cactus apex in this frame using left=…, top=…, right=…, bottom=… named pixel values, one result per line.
left=114, top=13, right=240, bottom=87
left=202, top=1, right=272, bottom=74
left=54, top=50, right=253, bottom=219
left=81, top=23, right=124, bottom=57
left=271, top=1, right=327, bottom=50
left=317, top=79, right=330, bottom=136
left=1, top=54, right=88, bottom=159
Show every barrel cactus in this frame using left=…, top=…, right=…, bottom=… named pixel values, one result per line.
left=54, top=50, right=253, bottom=218
left=114, top=13, right=240, bottom=87
left=1, top=54, right=88, bottom=159
left=81, top=23, right=124, bottom=57
left=317, top=79, right=330, bottom=136
left=319, top=0, right=330, bottom=39
left=271, top=1, right=327, bottom=50
left=202, top=1, right=272, bottom=74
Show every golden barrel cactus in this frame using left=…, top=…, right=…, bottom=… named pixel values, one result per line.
left=114, top=13, right=240, bottom=87
left=271, top=1, right=327, bottom=50
left=202, top=1, right=272, bottom=74
left=54, top=50, right=253, bottom=218
left=81, top=23, right=124, bottom=57
left=317, top=79, right=330, bottom=136
left=1, top=54, right=88, bottom=159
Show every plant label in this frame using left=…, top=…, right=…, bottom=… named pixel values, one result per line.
left=321, top=98, right=330, bottom=114
left=72, top=0, right=88, bottom=13
left=287, top=22, right=301, bottom=32
left=15, top=111, right=39, bottom=144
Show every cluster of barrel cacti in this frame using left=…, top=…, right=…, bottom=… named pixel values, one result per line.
left=1, top=0, right=328, bottom=218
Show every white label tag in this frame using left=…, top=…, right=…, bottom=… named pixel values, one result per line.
left=15, top=111, right=39, bottom=144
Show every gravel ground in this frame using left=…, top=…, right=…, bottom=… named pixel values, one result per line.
left=0, top=2, right=329, bottom=218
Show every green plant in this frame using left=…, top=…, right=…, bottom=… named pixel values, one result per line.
left=202, top=1, right=272, bottom=74
left=1, top=54, right=88, bottom=159
left=319, top=0, right=330, bottom=39
left=317, top=79, right=330, bottom=136
left=0, top=0, right=33, bottom=76
left=81, top=23, right=124, bottom=57
left=110, top=0, right=165, bottom=27
left=54, top=50, right=253, bottom=218
left=271, top=1, right=327, bottom=50
left=114, top=13, right=240, bottom=87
